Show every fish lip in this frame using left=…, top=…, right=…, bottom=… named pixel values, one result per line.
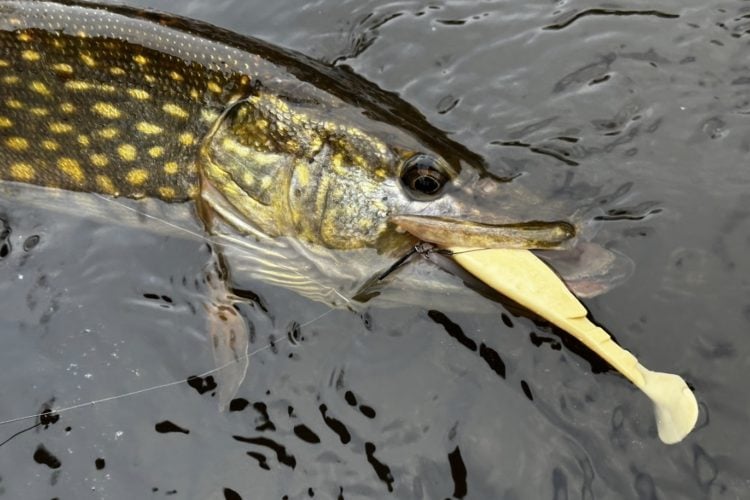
left=389, top=214, right=576, bottom=250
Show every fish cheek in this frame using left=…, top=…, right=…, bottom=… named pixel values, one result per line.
left=316, top=174, right=414, bottom=253
left=317, top=176, right=379, bottom=249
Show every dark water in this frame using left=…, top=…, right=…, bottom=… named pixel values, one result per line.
left=1, top=1, right=749, bottom=498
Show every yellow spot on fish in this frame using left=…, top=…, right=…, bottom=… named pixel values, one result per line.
left=109, top=66, right=126, bottom=76
left=92, top=102, right=121, bottom=119
left=60, top=102, right=75, bottom=113
left=90, top=153, right=108, bottom=167
left=65, top=80, right=93, bottom=91
left=29, top=107, right=49, bottom=116
left=0, top=60, right=8, bottom=67
left=21, top=50, right=40, bottom=61
left=220, top=137, right=251, bottom=158
left=75, top=30, right=87, bottom=38
left=148, top=146, right=164, bottom=158
left=10, top=162, right=34, bottom=181
left=5, top=137, right=29, bottom=151
left=136, top=122, right=163, bottom=135
left=77, top=135, right=90, bottom=147
left=144, top=74, right=156, bottom=84
left=127, top=88, right=150, bottom=100
left=207, top=81, right=222, bottom=94
left=98, top=83, right=116, bottom=93
left=132, top=54, right=148, bottom=65
left=49, top=122, right=73, bottom=134
left=158, top=186, right=176, bottom=199
left=163, top=161, right=179, bottom=175
left=187, top=185, right=199, bottom=197
left=98, top=127, right=119, bottom=139
left=57, top=157, right=84, bottom=183
left=42, top=140, right=59, bottom=151
left=178, top=132, right=195, bottom=146
left=200, top=109, right=220, bottom=122
left=242, top=172, right=254, bottom=186
left=95, top=174, right=116, bottom=194
left=294, top=161, right=311, bottom=188
left=189, top=88, right=199, bottom=100
left=125, top=168, right=149, bottom=186
left=169, top=71, right=184, bottom=82
left=162, top=103, right=189, bottom=119
left=2, top=75, right=19, bottom=84
left=260, top=176, right=272, bottom=190
left=286, top=139, right=300, bottom=153
left=331, top=153, right=345, bottom=174
left=5, top=99, right=22, bottom=109
left=0, top=117, right=12, bottom=128
left=80, top=53, right=96, bottom=67
left=270, top=95, right=290, bottom=113
left=16, top=32, right=31, bottom=42
left=52, top=63, right=74, bottom=75
left=351, top=154, right=366, bottom=168
left=118, top=144, right=137, bottom=161
left=29, top=81, right=51, bottom=96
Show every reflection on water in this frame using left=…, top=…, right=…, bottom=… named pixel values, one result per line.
left=1, top=0, right=750, bottom=498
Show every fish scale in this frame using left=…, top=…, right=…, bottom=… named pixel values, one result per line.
left=0, top=0, right=414, bottom=251
left=0, top=0, right=585, bottom=306
left=0, top=22, right=253, bottom=200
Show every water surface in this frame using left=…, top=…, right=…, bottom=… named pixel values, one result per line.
left=0, top=0, right=748, bottom=498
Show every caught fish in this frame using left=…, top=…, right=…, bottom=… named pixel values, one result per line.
left=0, top=0, right=629, bottom=402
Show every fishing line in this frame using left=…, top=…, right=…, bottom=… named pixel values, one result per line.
left=4, top=194, right=474, bottom=429
left=0, top=328, right=295, bottom=428
left=0, top=422, right=41, bottom=447
left=0, top=197, right=344, bottom=429
left=377, top=245, right=419, bottom=280
left=441, top=247, right=492, bottom=255
left=0, top=307, right=338, bottom=429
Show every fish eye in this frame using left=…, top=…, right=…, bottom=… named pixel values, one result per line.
left=400, top=154, right=448, bottom=200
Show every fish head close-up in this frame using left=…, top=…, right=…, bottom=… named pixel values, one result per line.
left=198, top=84, right=587, bottom=308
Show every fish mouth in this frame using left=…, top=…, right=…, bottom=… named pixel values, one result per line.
left=390, top=214, right=576, bottom=250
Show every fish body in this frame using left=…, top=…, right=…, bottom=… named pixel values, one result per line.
left=0, top=0, right=615, bottom=307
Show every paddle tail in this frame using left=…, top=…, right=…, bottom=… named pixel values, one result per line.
left=449, top=247, right=698, bottom=444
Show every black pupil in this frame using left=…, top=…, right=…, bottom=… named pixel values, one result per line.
left=413, top=175, right=440, bottom=194
left=402, top=155, right=446, bottom=197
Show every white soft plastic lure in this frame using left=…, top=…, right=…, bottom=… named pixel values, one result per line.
left=451, top=247, right=698, bottom=444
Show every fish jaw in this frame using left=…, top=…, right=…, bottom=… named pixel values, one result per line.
left=389, top=214, right=576, bottom=250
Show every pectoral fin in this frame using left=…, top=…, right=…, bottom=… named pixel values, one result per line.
left=205, top=298, right=249, bottom=409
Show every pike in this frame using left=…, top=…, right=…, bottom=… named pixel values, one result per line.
left=0, top=0, right=696, bottom=442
